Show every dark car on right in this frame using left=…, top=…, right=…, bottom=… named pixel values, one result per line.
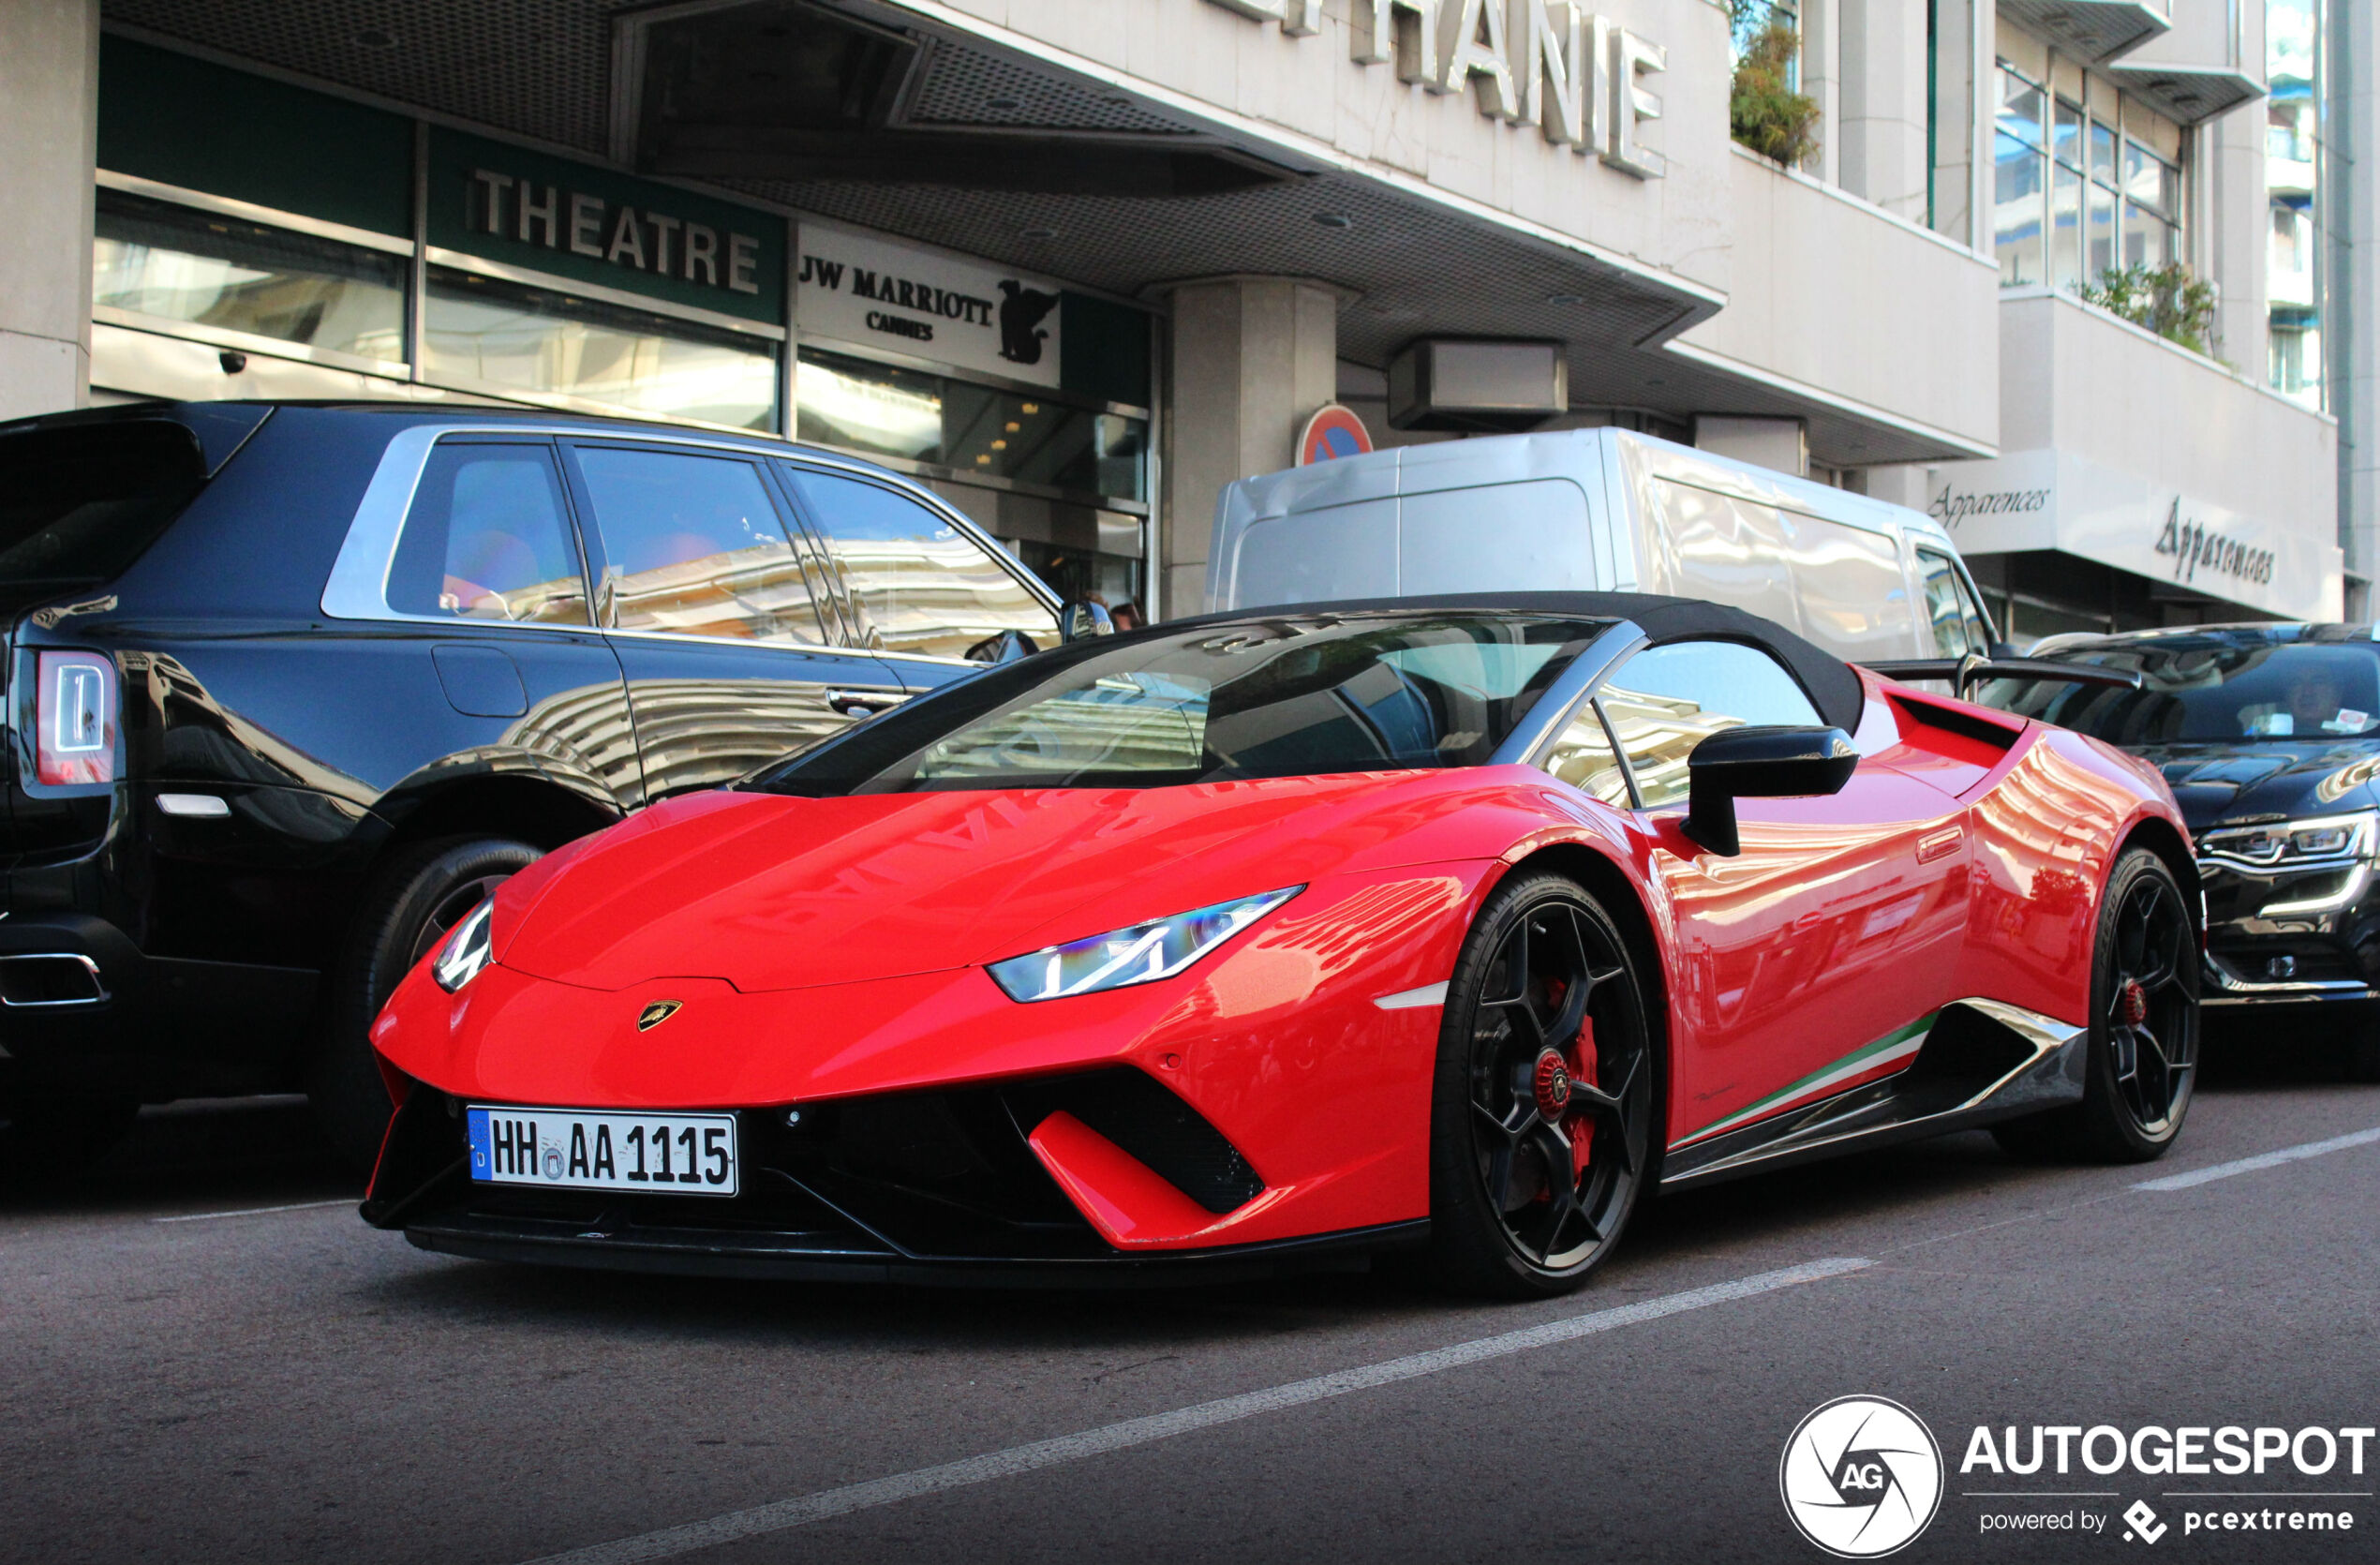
left=1987, top=622, right=2380, bottom=1078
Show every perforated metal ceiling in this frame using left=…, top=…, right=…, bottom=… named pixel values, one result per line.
left=108, top=0, right=621, bottom=153
left=900, top=41, right=1191, bottom=134
left=98, top=0, right=1972, bottom=466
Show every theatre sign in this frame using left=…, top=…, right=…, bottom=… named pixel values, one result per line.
left=1208, top=0, right=1670, bottom=178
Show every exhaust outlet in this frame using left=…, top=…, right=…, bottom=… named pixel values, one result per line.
left=0, top=953, right=110, bottom=1006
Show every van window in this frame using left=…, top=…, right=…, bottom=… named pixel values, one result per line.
left=388, top=442, right=588, bottom=625
left=1787, top=512, right=1914, bottom=661
left=1234, top=499, right=1396, bottom=607
left=1917, top=548, right=1993, bottom=656
left=1597, top=639, right=1823, bottom=810
left=1400, top=479, right=1593, bottom=593
left=781, top=467, right=1059, bottom=661
left=0, top=421, right=206, bottom=589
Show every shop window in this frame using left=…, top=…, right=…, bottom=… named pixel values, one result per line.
left=796, top=348, right=1147, bottom=508
left=573, top=446, right=826, bottom=643
left=795, top=350, right=942, bottom=461
left=423, top=268, right=779, bottom=432
left=781, top=466, right=1061, bottom=661
left=1596, top=641, right=1823, bottom=812
left=92, top=189, right=406, bottom=364
left=388, top=443, right=590, bottom=625
left=944, top=382, right=1147, bottom=503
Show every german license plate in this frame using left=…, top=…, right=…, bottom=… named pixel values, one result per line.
left=467, top=1105, right=738, bottom=1196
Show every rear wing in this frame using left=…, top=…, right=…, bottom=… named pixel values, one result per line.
left=1861, top=655, right=2145, bottom=702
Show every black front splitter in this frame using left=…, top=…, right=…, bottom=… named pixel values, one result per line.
left=402, top=1213, right=1431, bottom=1290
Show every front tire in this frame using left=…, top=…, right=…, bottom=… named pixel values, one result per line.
left=1427, top=872, right=1658, bottom=1299
left=311, top=836, right=541, bottom=1170
left=1993, top=847, right=2198, bottom=1163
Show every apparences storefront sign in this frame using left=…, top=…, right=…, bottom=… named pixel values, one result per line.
left=1928, top=449, right=2343, bottom=621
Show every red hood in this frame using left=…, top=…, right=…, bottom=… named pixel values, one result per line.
left=489, top=772, right=1540, bottom=992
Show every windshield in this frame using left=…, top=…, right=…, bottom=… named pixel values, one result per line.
left=0, top=421, right=208, bottom=588
left=751, top=611, right=1617, bottom=795
left=1985, top=639, right=2380, bottom=743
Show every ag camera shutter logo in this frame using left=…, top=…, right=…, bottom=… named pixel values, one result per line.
left=1780, top=1396, right=1944, bottom=1557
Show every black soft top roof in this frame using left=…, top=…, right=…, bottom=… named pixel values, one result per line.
left=1171, top=591, right=1866, bottom=734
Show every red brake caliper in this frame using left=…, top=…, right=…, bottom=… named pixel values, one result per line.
left=1567, top=1016, right=1598, bottom=1176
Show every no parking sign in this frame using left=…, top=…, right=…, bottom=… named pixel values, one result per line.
left=1297, top=404, right=1374, bottom=465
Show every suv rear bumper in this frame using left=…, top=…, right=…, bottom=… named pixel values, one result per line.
left=0, top=913, right=317, bottom=1091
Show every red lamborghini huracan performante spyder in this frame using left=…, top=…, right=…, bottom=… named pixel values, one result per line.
left=362, top=593, right=2202, bottom=1296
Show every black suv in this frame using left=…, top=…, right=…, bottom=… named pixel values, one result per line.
left=1989, top=622, right=2380, bottom=1078
left=0, top=401, right=1072, bottom=1167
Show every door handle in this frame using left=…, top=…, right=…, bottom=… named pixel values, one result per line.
left=827, top=689, right=909, bottom=717
left=1916, top=825, right=1964, bottom=863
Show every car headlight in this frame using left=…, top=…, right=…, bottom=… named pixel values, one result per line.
left=431, top=899, right=498, bottom=992
left=988, top=887, right=1302, bottom=1003
left=2199, top=810, right=2379, bottom=870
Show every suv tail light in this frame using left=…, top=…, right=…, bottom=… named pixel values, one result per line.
left=35, top=650, right=117, bottom=785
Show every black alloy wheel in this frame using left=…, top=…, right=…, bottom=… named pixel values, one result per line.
left=311, top=836, right=543, bottom=1171
left=1996, top=847, right=2197, bottom=1162
left=1428, top=872, right=1657, bottom=1297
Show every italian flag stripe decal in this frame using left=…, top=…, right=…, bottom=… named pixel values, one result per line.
left=1673, top=1011, right=1940, bottom=1148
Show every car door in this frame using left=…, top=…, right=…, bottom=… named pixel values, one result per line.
left=1563, top=637, right=1972, bottom=1151
left=558, top=440, right=907, bottom=801
left=379, top=437, right=642, bottom=807
left=1914, top=545, right=1995, bottom=658
left=775, top=463, right=1063, bottom=696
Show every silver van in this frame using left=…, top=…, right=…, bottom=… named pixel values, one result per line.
left=1206, top=427, right=2002, bottom=664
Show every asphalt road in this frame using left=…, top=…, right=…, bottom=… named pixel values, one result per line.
left=5, top=1030, right=2376, bottom=1565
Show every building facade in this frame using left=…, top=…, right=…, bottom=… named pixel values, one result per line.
left=0, top=0, right=2360, bottom=639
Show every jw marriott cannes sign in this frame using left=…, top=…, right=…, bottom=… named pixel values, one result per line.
left=1208, top=0, right=1669, bottom=178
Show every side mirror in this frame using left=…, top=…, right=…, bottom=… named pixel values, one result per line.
left=1683, top=724, right=1858, bottom=857
left=1061, top=601, right=1115, bottom=642
left=964, top=628, right=1040, bottom=664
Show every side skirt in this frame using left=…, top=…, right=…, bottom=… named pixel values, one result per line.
left=1658, top=999, right=2087, bottom=1191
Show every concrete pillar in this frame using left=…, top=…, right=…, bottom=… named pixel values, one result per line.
left=2199, top=92, right=2268, bottom=372
left=0, top=0, right=99, bottom=421
left=1155, top=276, right=1340, bottom=617
left=1800, top=0, right=1842, bottom=186
left=1695, top=415, right=1807, bottom=478
left=1926, top=0, right=1982, bottom=244
left=2336, top=0, right=2380, bottom=607
left=1837, top=0, right=1930, bottom=219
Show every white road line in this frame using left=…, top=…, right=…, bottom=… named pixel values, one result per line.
left=519, top=1257, right=1872, bottom=1565
left=2133, top=1125, right=2380, bottom=1191
left=153, top=1199, right=354, bottom=1224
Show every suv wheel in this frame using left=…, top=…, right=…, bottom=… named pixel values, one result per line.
left=312, top=836, right=542, bottom=1170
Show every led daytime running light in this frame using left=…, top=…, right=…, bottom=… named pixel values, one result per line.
left=2200, top=810, right=2378, bottom=871
left=432, top=899, right=498, bottom=992
left=989, top=887, right=1302, bottom=1002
